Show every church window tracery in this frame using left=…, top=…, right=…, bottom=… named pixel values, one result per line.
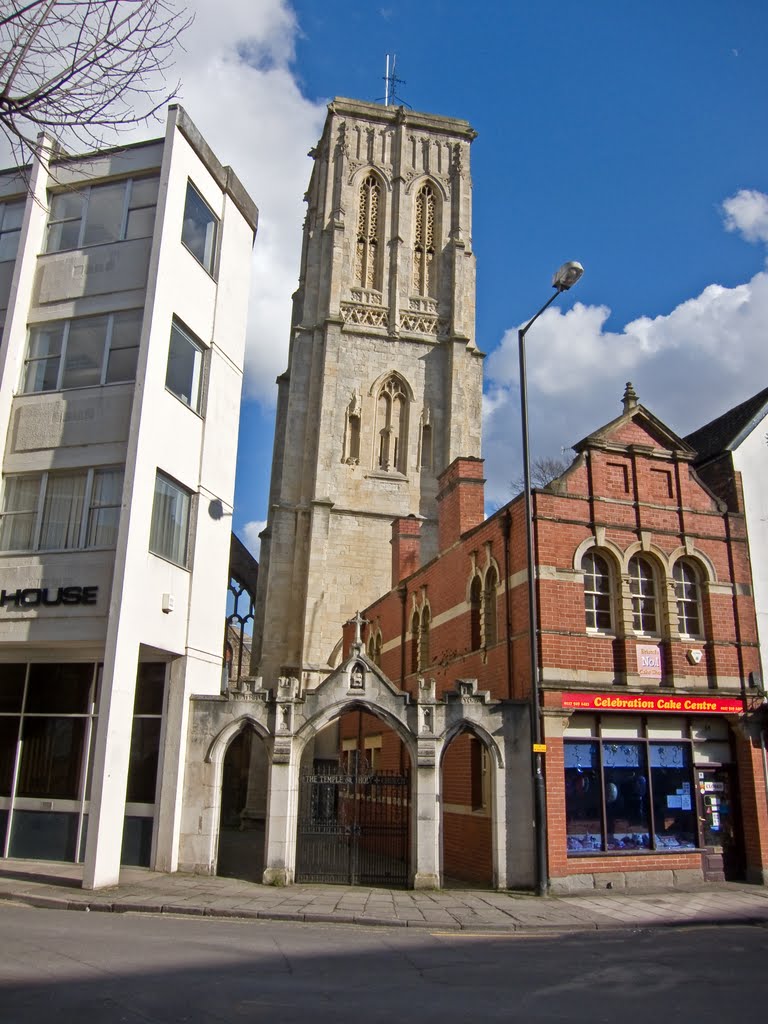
left=376, top=374, right=408, bottom=473
left=355, top=173, right=382, bottom=290
left=413, top=183, right=437, bottom=297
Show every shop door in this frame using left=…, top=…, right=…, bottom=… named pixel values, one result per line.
left=697, top=767, right=744, bottom=881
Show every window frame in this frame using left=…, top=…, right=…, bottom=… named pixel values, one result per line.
left=673, top=560, right=703, bottom=638
left=582, top=550, right=614, bottom=633
left=181, top=180, right=219, bottom=277
left=45, top=176, right=159, bottom=254
left=164, top=319, right=206, bottom=414
left=22, top=310, right=142, bottom=395
left=149, top=471, right=192, bottom=569
left=0, top=200, right=25, bottom=262
left=0, top=468, right=124, bottom=554
left=628, top=555, right=660, bottom=635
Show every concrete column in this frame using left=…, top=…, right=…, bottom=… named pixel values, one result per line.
left=262, top=746, right=299, bottom=886
left=152, top=657, right=189, bottom=872
left=412, top=740, right=441, bottom=889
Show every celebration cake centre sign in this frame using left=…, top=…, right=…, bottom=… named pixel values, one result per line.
left=561, top=692, right=743, bottom=714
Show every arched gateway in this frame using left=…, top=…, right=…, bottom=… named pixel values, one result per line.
left=179, top=648, right=525, bottom=889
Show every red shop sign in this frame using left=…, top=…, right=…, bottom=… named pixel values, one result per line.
left=561, top=692, right=743, bottom=715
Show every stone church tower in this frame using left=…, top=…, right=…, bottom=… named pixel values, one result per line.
left=252, top=98, right=483, bottom=688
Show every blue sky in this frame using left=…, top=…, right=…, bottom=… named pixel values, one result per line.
left=224, top=1, right=768, bottom=551
left=15, top=1, right=768, bottom=553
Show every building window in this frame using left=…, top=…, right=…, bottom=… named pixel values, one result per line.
left=483, top=567, right=498, bottom=647
left=413, top=183, right=437, bottom=297
left=0, top=468, right=123, bottom=552
left=628, top=556, right=658, bottom=634
left=45, top=177, right=159, bottom=253
left=582, top=551, right=613, bottom=631
left=673, top=560, right=701, bottom=637
left=165, top=321, right=205, bottom=412
left=22, top=310, right=142, bottom=394
left=564, top=719, right=703, bottom=856
left=376, top=374, right=408, bottom=473
left=469, top=575, right=482, bottom=650
left=181, top=181, right=218, bottom=275
left=419, top=606, right=431, bottom=671
left=355, top=173, right=382, bottom=289
left=149, top=472, right=191, bottom=567
left=410, top=611, right=420, bottom=675
left=0, top=200, right=24, bottom=262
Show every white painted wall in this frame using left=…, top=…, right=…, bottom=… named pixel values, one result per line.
left=732, top=415, right=768, bottom=681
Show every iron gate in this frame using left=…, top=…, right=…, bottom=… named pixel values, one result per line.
left=295, top=759, right=410, bottom=886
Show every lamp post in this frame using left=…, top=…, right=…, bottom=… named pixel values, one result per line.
left=519, top=260, right=584, bottom=897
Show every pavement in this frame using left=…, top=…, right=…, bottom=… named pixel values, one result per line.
left=1, top=859, right=767, bottom=933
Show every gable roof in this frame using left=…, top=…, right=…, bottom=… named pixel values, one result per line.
left=573, top=382, right=695, bottom=458
left=685, top=386, right=768, bottom=464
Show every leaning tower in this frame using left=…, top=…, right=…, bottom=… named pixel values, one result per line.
left=251, top=97, right=483, bottom=688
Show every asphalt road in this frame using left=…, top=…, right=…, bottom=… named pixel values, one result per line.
left=0, top=905, right=765, bottom=1022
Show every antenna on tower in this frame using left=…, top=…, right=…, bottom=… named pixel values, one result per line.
left=380, top=54, right=410, bottom=108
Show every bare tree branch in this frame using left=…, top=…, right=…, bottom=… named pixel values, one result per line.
left=511, top=454, right=572, bottom=496
left=0, top=0, right=192, bottom=169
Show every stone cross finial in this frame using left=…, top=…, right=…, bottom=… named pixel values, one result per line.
left=622, top=381, right=639, bottom=413
left=349, top=610, right=367, bottom=652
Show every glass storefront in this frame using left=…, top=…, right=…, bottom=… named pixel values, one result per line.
left=564, top=714, right=732, bottom=857
left=0, top=661, right=164, bottom=865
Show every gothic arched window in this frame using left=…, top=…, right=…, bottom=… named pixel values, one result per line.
left=469, top=575, right=482, bottom=650
left=419, top=606, right=431, bottom=671
left=356, top=173, right=382, bottom=290
left=377, top=375, right=408, bottom=473
left=413, top=183, right=437, bottom=297
left=410, top=611, right=420, bottom=674
left=483, top=567, right=498, bottom=647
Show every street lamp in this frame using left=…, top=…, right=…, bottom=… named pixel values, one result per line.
left=519, top=260, right=584, bottom=897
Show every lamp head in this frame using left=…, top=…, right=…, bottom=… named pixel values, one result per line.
left=552, top=261, right=584, bottom=292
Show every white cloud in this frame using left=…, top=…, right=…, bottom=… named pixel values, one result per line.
left=484, top=267, right=768, bottom=509
left=241, top=519, right=268, bottom=559
left=722, top=189, right=768, bottom=245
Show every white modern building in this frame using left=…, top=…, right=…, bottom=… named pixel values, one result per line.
left=0, top=107, right=258, bottom=889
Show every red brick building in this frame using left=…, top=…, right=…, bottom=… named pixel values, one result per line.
left=342, top=383, right=768, bottom=890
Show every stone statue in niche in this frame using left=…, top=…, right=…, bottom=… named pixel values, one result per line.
left=350, top=661, right=365, bottom=689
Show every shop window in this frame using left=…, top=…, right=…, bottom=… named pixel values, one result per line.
left=582, top=550, right=613, bottom=631
left=23, top=310, right=142, bottom=394
left=0, top=200, right=24, bottom=261
left=181, top=181, right=218, bottom=275
left=165, top=320, right=205, bottom=413
left=149, top=472, right=191, bottom=568
left=628, top=555, right=658, bottom=634
left=673, top=560, right=702, bottom=637
left=469, top=575, right=482, bottom=650
left=565, top=725, right=699, bottom=856
left=46, top=177, right=158, bottom=253
left=0, top=467, right=124, bottom=553
left=483, top=567, right=498, bottom=646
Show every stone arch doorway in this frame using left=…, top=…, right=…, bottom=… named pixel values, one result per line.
left=295, top=704, right=413, bottom=886
left=440, top=727, right=494, bottom=888
left=216, top=724, right=269, bottom=883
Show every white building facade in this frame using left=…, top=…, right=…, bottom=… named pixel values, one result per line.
left=0, top=107, right=258, bottom=889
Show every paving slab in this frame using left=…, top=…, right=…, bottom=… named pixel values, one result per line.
left=1, top=859, right=767, bottom=934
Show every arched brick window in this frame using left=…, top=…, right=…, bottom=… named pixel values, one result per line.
left=628, top=556, right=658, bottom=634
left=483, top=566, right=498, bottom=646
left=673, top=560, right=702, bottom=637
left=469, top=575, right=482, bottom=650
left=419, top=606, right=431, bottom=671
left=581, top=550, right=613, bottom=632
left=410, top=611, right=420, bottom=674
